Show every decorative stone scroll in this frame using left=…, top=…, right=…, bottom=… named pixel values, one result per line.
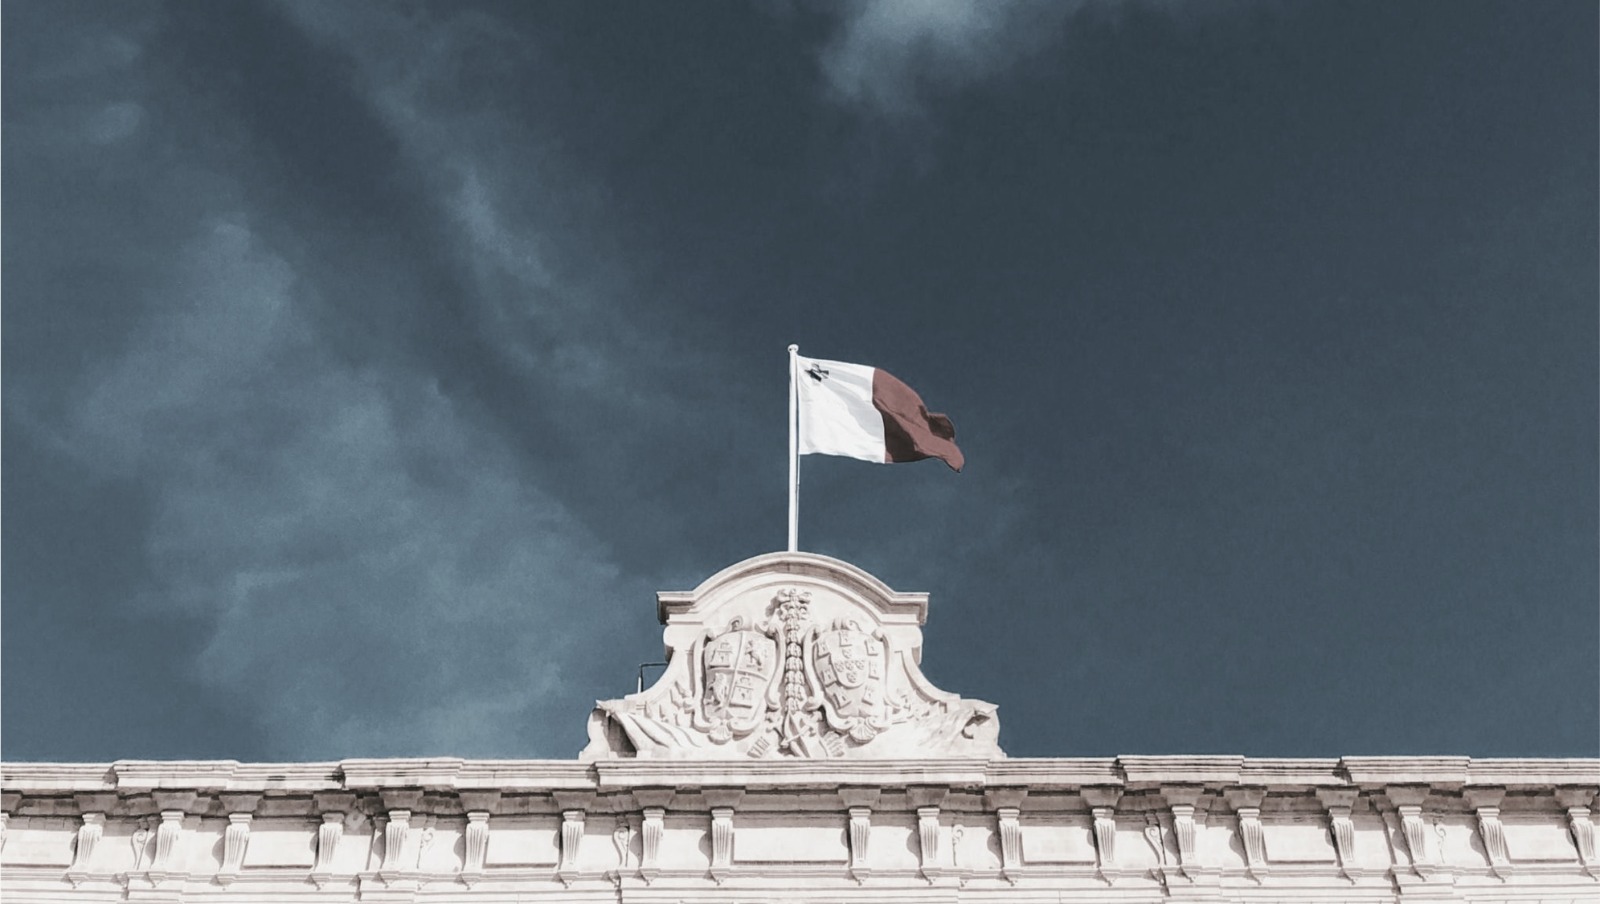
left=66, top=812, right=105, bottom=887
left=1316, top=787, right=1359, bottom=882
left=582, top=552, right=1001, bottom=759
left=461, top=812, right=490, bottom=886
left=847, top=807, right=872, bottom=883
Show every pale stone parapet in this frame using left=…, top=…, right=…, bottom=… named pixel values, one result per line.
left=5, top=753, right=1596, bottom=797
left=9, top=754, right=1594, bottom=795
left=2, top=755, right=1596, bottom=899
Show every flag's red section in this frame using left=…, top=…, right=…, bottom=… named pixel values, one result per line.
left=871, top=369, right=965, bottom=472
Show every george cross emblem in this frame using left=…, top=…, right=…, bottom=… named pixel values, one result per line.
left=806, top=363, right=829, bottom=382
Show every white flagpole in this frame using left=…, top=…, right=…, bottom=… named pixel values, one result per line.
left=787, top=343, right=800, bottom=552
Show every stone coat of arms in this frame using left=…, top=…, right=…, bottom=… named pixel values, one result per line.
left=582, top=553, right=1001, bottom=760
left=695, top=617, right=778, bottom=742
left=809, top=620, right=891, bottom=742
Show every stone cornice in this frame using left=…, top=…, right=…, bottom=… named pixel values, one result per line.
left=1467, top=757, right=1600, bottom=786
left=1341, top=755, right=1473, bottom=786
left=985, top=757, right=1121, bottom=787
left=1118, top=754, right=1247, bottom=785
left=5, top=756, right=1596, bottom=900
left=4, top=756, right=1594, bottom=803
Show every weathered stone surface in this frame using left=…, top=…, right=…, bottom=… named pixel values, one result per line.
left=5, top=755, right=1597, bottom=900
left=583, top=552, right=1001, bottom=759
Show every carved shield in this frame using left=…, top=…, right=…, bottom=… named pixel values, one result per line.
left=811, top=626, right=888, bottom=725
left=701, top=626, right=778, bottom=733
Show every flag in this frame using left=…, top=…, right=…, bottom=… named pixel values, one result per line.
left=795, top=355, right=964, bottom=472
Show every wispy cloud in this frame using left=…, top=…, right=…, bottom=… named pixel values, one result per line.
left=63, top=215, right=632, bottom=756
left=817, top=0, right=1077, bottom=116
left=7, top=3, right=722, bottom=758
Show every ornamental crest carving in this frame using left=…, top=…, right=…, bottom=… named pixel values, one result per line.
left=810, top=620, right=890, bottom=742
left=582, top=552, right=1002, bottom=760
left=696, top=617, right=778, bottom=741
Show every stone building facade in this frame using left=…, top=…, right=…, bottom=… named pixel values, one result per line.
left=4, top=553, right=1597, bottom=902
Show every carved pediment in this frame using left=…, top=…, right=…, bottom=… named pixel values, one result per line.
left=582, top=552, right=1002, bottom=760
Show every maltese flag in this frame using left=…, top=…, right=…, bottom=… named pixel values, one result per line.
left=795, top=355, right=964, bottom=472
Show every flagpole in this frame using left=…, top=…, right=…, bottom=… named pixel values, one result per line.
left=787, top=343, right=800, bottom=552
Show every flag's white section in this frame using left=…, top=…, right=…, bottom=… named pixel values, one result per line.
left=796, top=355, right=886, bottom=463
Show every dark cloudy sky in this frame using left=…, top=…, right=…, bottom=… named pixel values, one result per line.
left=4, top=1, right=1596, bottom=763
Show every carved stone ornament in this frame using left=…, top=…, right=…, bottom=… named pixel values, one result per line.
left=582, top=553, right=1001, bottom=759
left=557, top=810, right=583, bottom=886
left=611, top=817, right=633, bottom=871
left=67, top=813, right=105, bottom=886
left=310, top=812, right=343, bottom=887
left=996, top=807, right=1022, bottom=885
left=1237, top=806, right=1266, bottom=877
left=1570, top=806, right=1597, bottom=873
left=917, top=806, right=941, bottom=881
left=847, top=806, right=873, bottom=883
left=451, top=812, right=485, bottom=887
left=1091, top=807, right=1117, bottom=876
left=709, top=807, right=734, bottom=884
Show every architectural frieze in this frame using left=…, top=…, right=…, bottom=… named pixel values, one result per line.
left=3, top=754, right=1598, bottom=901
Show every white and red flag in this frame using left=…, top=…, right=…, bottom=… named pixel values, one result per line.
left=794, top=353, right=964, bottom=472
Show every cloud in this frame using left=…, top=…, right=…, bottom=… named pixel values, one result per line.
left=817, top=0, right=1076, bottom=116
left=85, top=101, right=144, bottom=144
left=279, top=0, right=729, bottom=425
left=65, top=216, right=634, bottom=756
left=7, top=2, right=707, bottom=758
